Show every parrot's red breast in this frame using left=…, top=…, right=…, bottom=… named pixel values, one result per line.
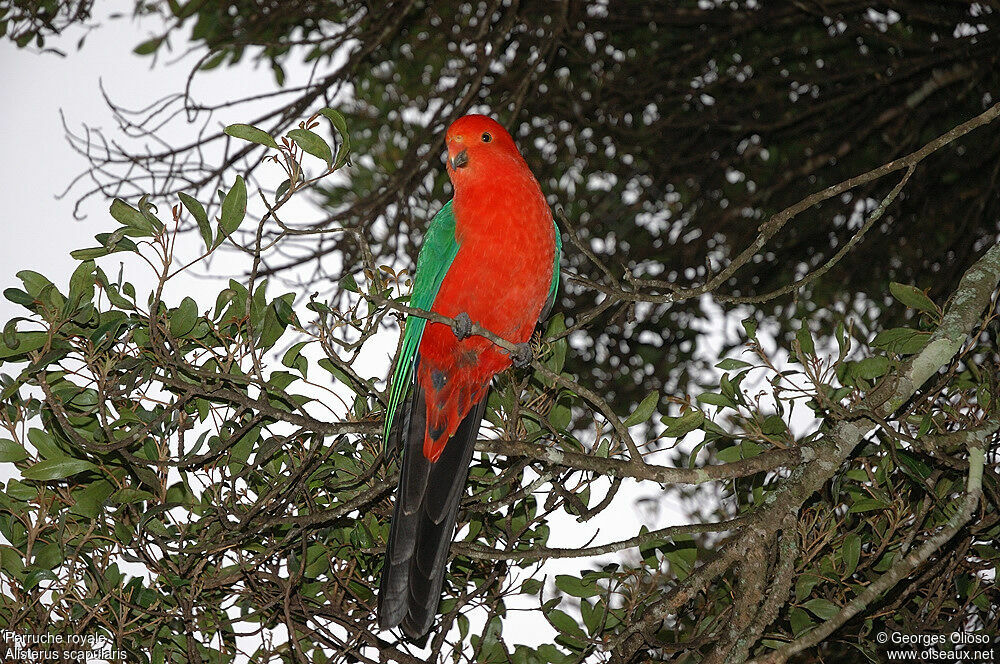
left=416, top=115, right=555, bottom=461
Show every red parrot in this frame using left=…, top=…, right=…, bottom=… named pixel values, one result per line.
left=377, top=114, right=561, bottom=640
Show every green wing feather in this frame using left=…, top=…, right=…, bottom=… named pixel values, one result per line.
left=383, top=203, right=563, bottom=442
left=543, top=219, right=562, bottom=318
left=384, top=201, right=460, bottom=441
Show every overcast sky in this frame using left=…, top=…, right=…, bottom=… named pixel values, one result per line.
left=0, top=9, right=274, bottom=301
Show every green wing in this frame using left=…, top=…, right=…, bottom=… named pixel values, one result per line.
left=383, top=204, right=562, bottom=441
left=543, top=219, right=562, bottom=319
left=384, top=201, right=460, bottom=441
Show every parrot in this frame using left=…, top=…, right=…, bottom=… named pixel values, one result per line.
left=376, top=114, right=561, bottom=640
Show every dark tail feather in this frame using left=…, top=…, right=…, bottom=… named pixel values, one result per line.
left=377, top=372, right=488, bottom=641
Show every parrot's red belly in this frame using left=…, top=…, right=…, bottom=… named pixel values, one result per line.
left=415, top=177, right=554, bottom=461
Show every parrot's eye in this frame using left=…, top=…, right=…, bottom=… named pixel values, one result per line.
left=481, top=132, right=492, bottom=143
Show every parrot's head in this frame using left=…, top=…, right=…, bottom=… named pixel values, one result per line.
left=444, top=114, right=523, bottom=180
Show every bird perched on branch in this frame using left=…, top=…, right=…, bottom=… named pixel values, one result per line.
left=377, top=114, right=561, bottom=640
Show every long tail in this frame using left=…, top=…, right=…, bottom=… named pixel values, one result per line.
left=377, top=368, right=488, bottom=641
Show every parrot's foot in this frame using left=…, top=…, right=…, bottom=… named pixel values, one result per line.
left=451, top=312, right=473, bottom=340
left=509, top=342, right=533, bottom=368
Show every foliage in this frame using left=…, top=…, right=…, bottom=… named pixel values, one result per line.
left=37, top=0, right=1000, bottom=413
left=0, top=109, right=997, bottom=663
left=0, top=0, right=95, bottom=51
left=2, top=3, right=1000, bottom=663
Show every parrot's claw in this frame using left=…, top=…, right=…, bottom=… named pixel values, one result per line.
left=451, top=312, right=473, bottom=340
left=509, top=342, right=533, bottom=368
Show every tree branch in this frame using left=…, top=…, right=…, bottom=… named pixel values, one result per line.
left=454, top=516, right=746, bottom=562
left=476, top=439, right=803, bottom=485
left=749, top=425, right=991, bottom=664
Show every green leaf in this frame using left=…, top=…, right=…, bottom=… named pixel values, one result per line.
left=95, top=230, right=139, bottom=254
left=70, top=247, right=110, bottom=260
left=229, top=426, right=260, bottom=470
left=716, top=358, right=752, bottom=370
left=871, top=327, right=931, bottom=355
left=0, top=439, right=29, bottom=463
left=24, top=568, right=58, bottom=590
left=537, top=645, right=575, bottom=664
left=789, top=607, right=813, bottom=636
left=660, top=410, right=704, bottom=438
left=138, top=196, right=166, bottom=231
left=544, top=313, right=568, bottom=375
left=32, top=542, right=62, bottom=570
left=549, top=402, right=571, bottom=431
left=224, top=123, right=280, bottom=149
left=271, top=62, right=286, bottom=86
left=889, top=282, right=937, bottom=314
left=111, top=487, right=154, bottom=505
left=318, top=107, right=351, bottom=168
left=110, top=198, right=157, bottom=235
left=96, top=276, right=135, bottom=310
left=795, top=573, right=822, bottom=602
left=275, top=179, right=291, bottom=201
left=169, top=297, right=199, bottom=338
left=133, top=37, right=163, bottom=55
left=520, top=578, right=542, bottom=595
left=179, top=192, right=213, bottom=250
left=22, top=457, right=97, bottom=481
left=896, top=449, right=932, bottom=481
left=853, top=356, right=889, bottom=380
left=842, top=533, right=861, bottom=578
left=0, top=331, right=46, bottom=359
left=595, top=438, right=611, bottom=457
left=68, top=259, right=96, bottom=303
left=69, top=480, right=115, bottom=518
left=716, top=442, right=762, bottom=462
left=282, top=340, right=310, bottom=375
left=0, top=545, right=25, bottom=576
left=796, top=321, right=815, bottom=355
left=4, top=288, right=34, bottom=307
left=697, top=392, right=737, bottom=409
left=663, top=542, right=697, bottom=579
left=761, top=414, right=787, bottom=435
left=873, top=551, right=896, bottom=572
left=580, top=599, right=601, bottom=636
left=545, top=608, right=587, bottom=641
left=199, top=50, right=226, bottom=70
left=27, top=429, right=63, bottom=460
left=3, top=319, right=19, bottom=350
left=267, top=371, right=298, bottom=392
left=7, top=480, right=36, bottom=501
left=555, top=574, right=600, bottom=598
left=259, top=299, right=291, bottom=349
left=17, top=270, right=54, bottom=298
left=219, top=175, right=247, bottom=240
left=849, top=498, right=890, bottom=513
left=339, top=273, right=360, bottom=293
left=272, top=293, right=297, bottom=327
left=288, top=128, right=333, bottom=166
left=802, top=598, right=840, bottom=620
left=623, top=391, right=658, bottom=426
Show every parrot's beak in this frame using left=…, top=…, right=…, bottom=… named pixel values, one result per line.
left=449, top=149, right=469, bottom=170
